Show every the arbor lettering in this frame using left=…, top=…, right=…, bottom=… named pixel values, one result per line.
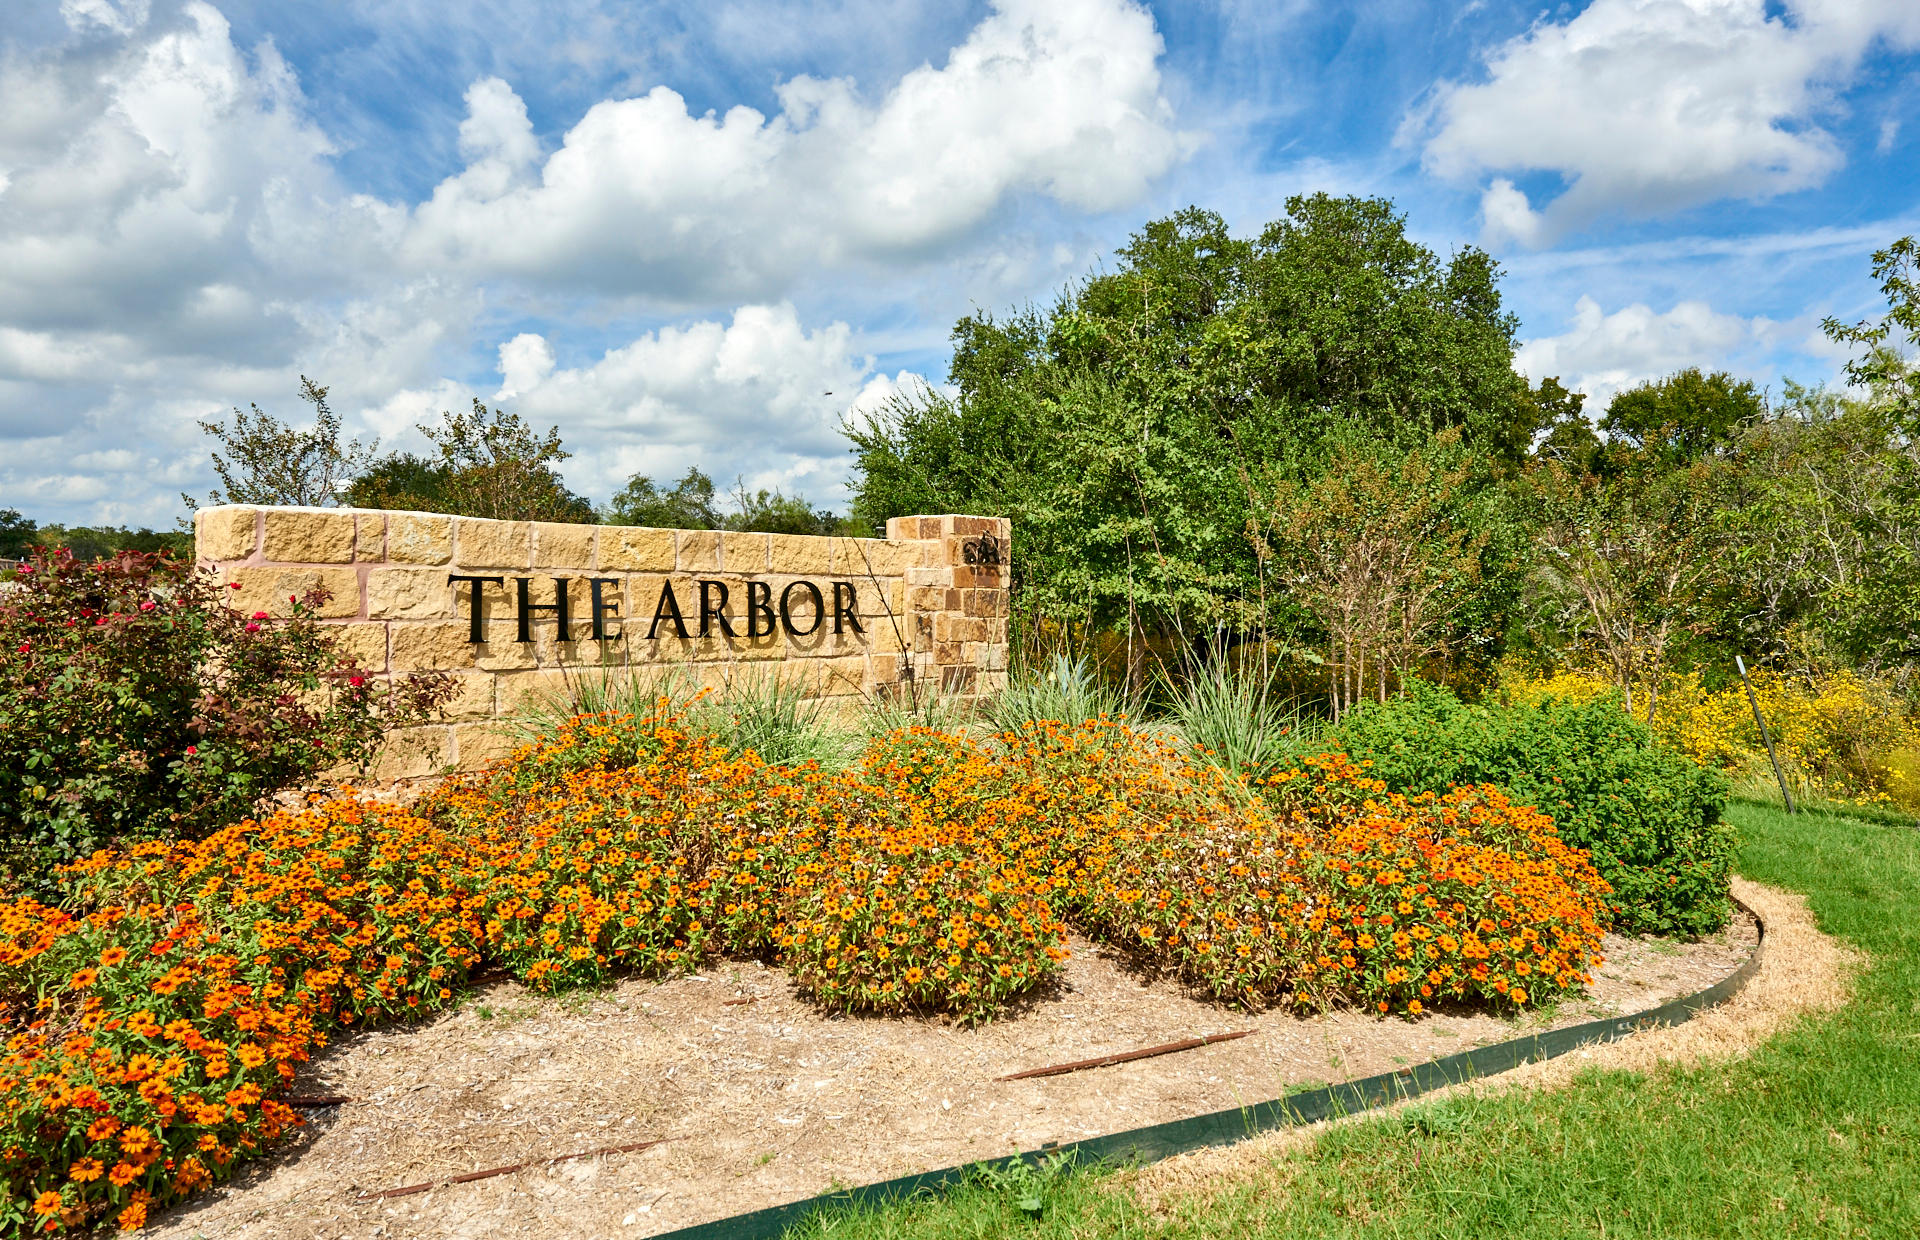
left=448, top=575, right=865, bottom=643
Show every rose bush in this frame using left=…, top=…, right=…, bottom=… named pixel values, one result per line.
left=0, top=547, right=451, bottom=882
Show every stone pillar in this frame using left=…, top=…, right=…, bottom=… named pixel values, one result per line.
left=886, top=514, right=1012, bottom=699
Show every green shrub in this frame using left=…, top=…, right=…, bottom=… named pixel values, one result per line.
left=1328, top=682, right=1733, bottom=937
left=0, top=548, right=450, bottom=881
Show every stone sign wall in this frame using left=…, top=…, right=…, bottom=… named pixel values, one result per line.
left=192, top=506, right=1011, bottom=774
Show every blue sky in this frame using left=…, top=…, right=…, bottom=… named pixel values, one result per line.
left=2, top=0, right=1916, bottom=526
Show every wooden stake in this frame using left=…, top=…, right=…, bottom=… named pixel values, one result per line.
left=1736, top=655, right=1795, bottom=814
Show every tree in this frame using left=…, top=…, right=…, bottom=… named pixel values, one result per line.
left=0, top=509, right=33, bottom=560
left=730, top=483, right=843, bottom=536
left=606, top=466, right=845, bottom=535
left=1525, top=377, right=1601, bottom=470
left=1822, top=234, right=1918, bottom=428
left=1601, top=368, right=1764, bottom=465
left=1526, top=459, right=1724, bottom=716
left=186, top=376, right=377, bottom=510
left=344, top=453, right=455, bottom=513
left=604, top=467, right=722, bottom=529
left=847, top=195, right=1530, bottom=652
left=351, top=400, right=593, bottom=523
left=1257, top=429, right=1487, bottom=715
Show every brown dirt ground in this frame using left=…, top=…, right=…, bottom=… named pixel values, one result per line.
left=144, top=893, right=1779, bottom=1240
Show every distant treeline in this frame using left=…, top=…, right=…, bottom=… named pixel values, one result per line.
left=0, top=509, right=188, bottom=562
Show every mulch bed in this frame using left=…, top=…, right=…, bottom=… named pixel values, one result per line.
left=145, top=907, right=1756, bottom=1239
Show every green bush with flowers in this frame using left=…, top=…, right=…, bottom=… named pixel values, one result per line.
left=0, top=547, right=451, bottom=882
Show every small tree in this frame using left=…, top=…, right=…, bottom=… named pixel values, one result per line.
left=0, top=509, right=33, bottom=560
left=729, top=481, right=843, bottom=535
left=186, top=376, right=377, bottom=509
left=1257, top=430, right=1485, bottom=716
left=604, top=467, right=722, bottom=529
left=1601, top=368, right=1763, bottom=466
left=1527, top=461, right=1722, bottom=717
left=350, top=401, right=593, bottom=523
left=419, top=400, right=593, bottom=523
left=1822, top=234, right=1918, bottom=426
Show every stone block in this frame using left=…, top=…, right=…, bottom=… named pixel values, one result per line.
left=373, top=725, right=450, bottom=780
left=533, top=521, right=597, bottom=569
left=934, top=614, right=987, bottom=644
left=865, top=623, right=907, bottom=654
left=494, top=669, right=577, bottom=717
left=367, top=568, right=458, bottom=620
left=623, top=574, right=672, bottom=637
left=600, top=527, right=676, bottom=572
left=883, top=540, right=919, bottom=576
left=453, top=518, right=530, bottom=569
left=453, top=723, right=522, bottom=770
left=952, top=565, right=1007, bottom=590
left=940, top=664, right=977, bottom=693
left=848, top=580, right=895, bottom=617
left=906, top=566, right=952, bottom=588
left=676, top=530, right=722, bottom=572
left=263, top=510, right=356, bottom=564
left=221, top=565, right=360, bottom=618
left=354, top=512, right=386, bottom=561
left=438, top=673, right=497, bottom=720
left=807, top=655, right=870, bottom=696
left=323, top=621, right=388, bottom=672
left=390, top=621, right=537, bottom=672
left=723, top=532, right=770, bottom=573
left=767, top=533, right=832, bottom=574
left=387, top=513, right=453, bottom=565
left=194, top=507, right=257, bottom=562
left=962, top=588, right=1003, bottom=618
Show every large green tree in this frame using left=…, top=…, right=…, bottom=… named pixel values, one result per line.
left=848, top=195, right=1533, bottom=654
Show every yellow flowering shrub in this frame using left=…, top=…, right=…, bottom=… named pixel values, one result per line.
left=1504, top=667, right=1920, bottom=806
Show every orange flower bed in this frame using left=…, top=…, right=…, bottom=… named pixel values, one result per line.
left=0, top=798, right=480, bottom=1234
left=0, top=709, right=1610, bottom=1233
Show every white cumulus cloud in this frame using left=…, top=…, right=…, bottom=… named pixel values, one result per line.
left=1419, top=0, right=1920, bottom=247
left=1514, top=294, right=1782, bottom=411
left=487, top=304, right=923, bottom=508
left=403, top=0, right=1186, bottom=300
left=0, top=0, right=1184, bottom=525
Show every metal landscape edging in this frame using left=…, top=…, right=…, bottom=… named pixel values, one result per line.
left=652, top=895, right=1767, bottom=1240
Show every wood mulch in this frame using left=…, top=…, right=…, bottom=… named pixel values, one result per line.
left=144, top=903, right=1761, bottom=1239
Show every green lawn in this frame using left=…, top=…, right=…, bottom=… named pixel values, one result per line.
left=784, top=803, right=1920, bottom=1239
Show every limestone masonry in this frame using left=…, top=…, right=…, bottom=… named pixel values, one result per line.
left=193, top=506, right=1011, bottom=774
